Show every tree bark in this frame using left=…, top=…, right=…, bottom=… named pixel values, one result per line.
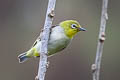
left=36, top=0, right=56, bottom=80
left=92, top=0, right=109, bottom=80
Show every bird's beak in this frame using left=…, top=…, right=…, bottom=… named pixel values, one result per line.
left=78, top=27, right=86, bottom=31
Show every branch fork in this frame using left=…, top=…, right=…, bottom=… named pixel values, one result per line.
left=48, top=9, right=55, bottom=18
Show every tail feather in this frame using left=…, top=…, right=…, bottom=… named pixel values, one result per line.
left=18, top=52, right=28, bottom=63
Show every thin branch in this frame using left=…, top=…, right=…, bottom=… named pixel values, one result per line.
left=36, top=0, right=56, bottom=80
left=92, top=0, right=109, bottom=80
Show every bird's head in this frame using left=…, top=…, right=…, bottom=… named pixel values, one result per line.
left=60, top=20, right=86, bottom=38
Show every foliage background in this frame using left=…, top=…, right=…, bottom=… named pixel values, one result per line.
left=0, top=0, right=119, bottom=80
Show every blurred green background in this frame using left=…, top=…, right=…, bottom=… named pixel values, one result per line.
left=0, top=0, right=120, bottom=80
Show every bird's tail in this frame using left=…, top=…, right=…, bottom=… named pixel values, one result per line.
left=18, top=52, right=28, bottom=63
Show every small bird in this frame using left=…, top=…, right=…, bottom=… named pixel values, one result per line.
left=18, top=20, right=86, bottom=63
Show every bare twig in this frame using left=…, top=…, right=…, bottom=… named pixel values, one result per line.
left=92, top=0, right=109, bottom=80
left=35, top=0, right=56, bottom=80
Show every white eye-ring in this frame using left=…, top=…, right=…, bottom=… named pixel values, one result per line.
left=71, top=24, right=77, bottom=29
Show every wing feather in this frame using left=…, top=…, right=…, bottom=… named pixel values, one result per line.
left=31, top=25, right=58, bottom=48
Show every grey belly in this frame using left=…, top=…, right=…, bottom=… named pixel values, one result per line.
left=47, top=38, right=70, bottom=56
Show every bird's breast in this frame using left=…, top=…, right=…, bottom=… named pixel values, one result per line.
left=47, top=26, right=71, bottom=55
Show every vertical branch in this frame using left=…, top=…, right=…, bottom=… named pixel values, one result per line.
left=92, top=0, right=109, bottom=80
left=36, top=0, right=56, bottom=80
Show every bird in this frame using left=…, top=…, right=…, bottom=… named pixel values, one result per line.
left=18, top=20, right=86, bottom=63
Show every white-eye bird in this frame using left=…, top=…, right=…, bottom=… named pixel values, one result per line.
left=18, top=20, right=86, bottom=63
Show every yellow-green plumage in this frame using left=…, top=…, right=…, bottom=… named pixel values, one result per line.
left=18, top=20, right=86, bottom=63
left=60, top=20, right=81, bottom=38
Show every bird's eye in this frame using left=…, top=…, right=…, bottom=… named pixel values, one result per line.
left=71, top=24, right=77, bottom=29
